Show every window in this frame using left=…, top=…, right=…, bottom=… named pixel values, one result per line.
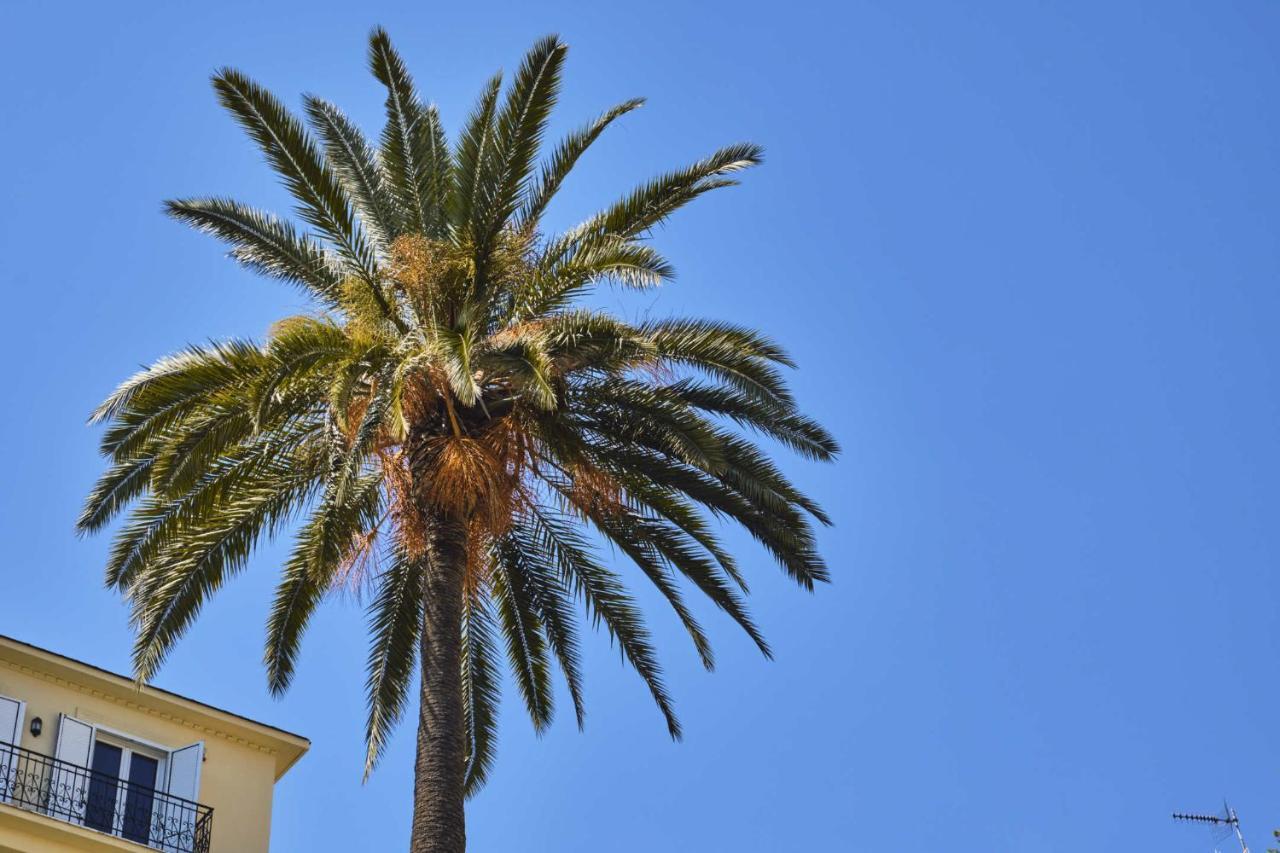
left=83, top=734, right=167, bottom=844
left=54, top=715, right=205, bottom=850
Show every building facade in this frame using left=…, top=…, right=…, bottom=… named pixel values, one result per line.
left=0, top=635, right=308, bottom=852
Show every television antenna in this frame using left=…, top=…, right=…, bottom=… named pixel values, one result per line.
left=1173, top=801, right=1249, bottom=853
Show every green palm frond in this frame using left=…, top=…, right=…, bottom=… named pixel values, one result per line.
left=510, top=535, right=586, bottom=728
left=613, top=473, right=748, bottom=593
left=364, top=546, right=425, bottom=778
left=148, top=408, right=257, bottom=499
left=492, top=538, right=554, bottom=731
left=547, top=484, right=715, bottom=671
left=266, top=471, right=384, bottom=694
left=212, top=70, right=373, bottom=276
left=525, top=510, right=682, bottom=739
left=514, top=236, right=674, bottom=320
left=475, top=333, right=556, bottom=410
left=79, top=455, right=154, bottom=535
left=103, top=430, right=325, bottom=592
left=90, top=339, right=266, bottom=430
left=212, top=68, right=399, bottom=326
left=478, top=35, right=567, bottom=249
left=450, top=72, right=503, bottom=243
left=368, top=27, right=450, bottom=239
left=128, top=464, right=318, bottom=681
left=518, top=97, right=644, bottom=228
left=434, top=317, right=483, bottom=407
left=460, top=588, right=501, bottom=796
left=571, top=142, right=763, bottom=241
left=329, top=362, right=397, bottom=503
left=622, top=511, right=771, bottom=658
left=642, top=317, right=796, bottom=407
left=304, top=96, right=398, bottom=251
left=665, top=378, right=840, bottom=461
left=165, top=198, right=344, bottom=304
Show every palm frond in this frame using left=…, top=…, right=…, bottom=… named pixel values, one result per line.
left=573, top=379, right=728, bottom=473
left=460, top=588, right=501, bottom=795
left=127, top=467, right=318, bottom=681
left=476, top=334, right=556, bottom=410
left=569, top=142, right=762, bottom=241
left=518, top=98, right=644, bottom=228
left=79, top=455, right=154, bottom=535
left=103, top=429, right=325, bottom=591
left=643, top=317, right=796, bottom=408
left=546, top=486, right=715, bottom=672
left=165, top=198, right=343, bottom=304
left=586, top=442, right=828, bottom=590
left=525, top=510, right=681, bottom=738
left=364, top=546, right=424, bottom=778
left=478, top=35, right=567, bottom=248
left=265, top=471, right=383, bottom=695
left=666, top=378, right=840, bottom=461
left=304, top=97, right=398, bottom=251
left=212, top=71, right=369, bottom=271
left=148, top=408, right=256, bottom=499
left=492, top=537, right=554, bottom=731
left=368, top=28, right=450, bottom=238
left=508, top=525, right=586, bottom=727
left=330, top=361, right=398, bottom=505
left=612, top=472, right=748, bottom=593
left=622, top=511, right=770, bottom=658
left=450, top=73, right=503, bottom=243
left=212, top=68, right=398, bottom=324
left=91, top=339, right=266, bottom=428
left=514, top=236, right=674, bottom=319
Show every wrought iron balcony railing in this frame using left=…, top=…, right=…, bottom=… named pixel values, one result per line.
left=0, top=739, right=212, bottom=852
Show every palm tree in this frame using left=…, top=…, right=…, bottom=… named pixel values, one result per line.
left=80, top=29, right=836, bottom=853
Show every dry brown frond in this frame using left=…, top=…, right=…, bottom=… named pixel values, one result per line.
left=562, top=460, right=626, bottom=519
left=381, top=449, right=430, bottom=559
left=331, top=522, right=384, bottom=601
left=344, top=389, right=372, bottom=444
left=416, top=435, right=506, bottom=520
left=485, top=318, right=546, bottom=351
left=463, top=520, right=497, bottom=593
left=400, top=372, right=438, bottom=425
left=635, top=358, right=676, bottom=385
left=412, top=415, right=537, bottom=540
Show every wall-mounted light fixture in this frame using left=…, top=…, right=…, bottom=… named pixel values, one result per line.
left=29, top=717, right=42, bottom=737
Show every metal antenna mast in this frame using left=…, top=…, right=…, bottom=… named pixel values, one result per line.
left=1173, top=801, right=1249, bottom=853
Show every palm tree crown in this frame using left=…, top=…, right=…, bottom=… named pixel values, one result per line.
left=81, top=29, right=837, bottom=802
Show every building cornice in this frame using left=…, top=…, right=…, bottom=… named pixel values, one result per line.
left=0, top=635, right=308, bottom=780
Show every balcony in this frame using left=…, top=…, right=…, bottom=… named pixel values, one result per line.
left=0, top=739, right=213, bottom=852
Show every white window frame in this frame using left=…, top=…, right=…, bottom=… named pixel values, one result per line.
left=87, top=729, right=169, bottom=848
left=0, top=694, right=26, bottom=805
left=90, top=725, right=171, bottom=783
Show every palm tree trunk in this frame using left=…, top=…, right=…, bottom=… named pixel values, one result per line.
left=409, top=513, right=468, bottom=853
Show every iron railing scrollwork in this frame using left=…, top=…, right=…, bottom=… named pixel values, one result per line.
left=0, top=739, right=212, bottom=852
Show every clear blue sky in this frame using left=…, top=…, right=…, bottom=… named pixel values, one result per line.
left=2, top=1, right=1278, bottom=850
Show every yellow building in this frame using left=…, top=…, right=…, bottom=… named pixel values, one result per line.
left=0, top=635, right=308, bottom=853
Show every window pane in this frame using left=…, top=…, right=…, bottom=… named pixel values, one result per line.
left=122, top=754, right=159, bottom=843
left=85, top=743, right=121, bottom=833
